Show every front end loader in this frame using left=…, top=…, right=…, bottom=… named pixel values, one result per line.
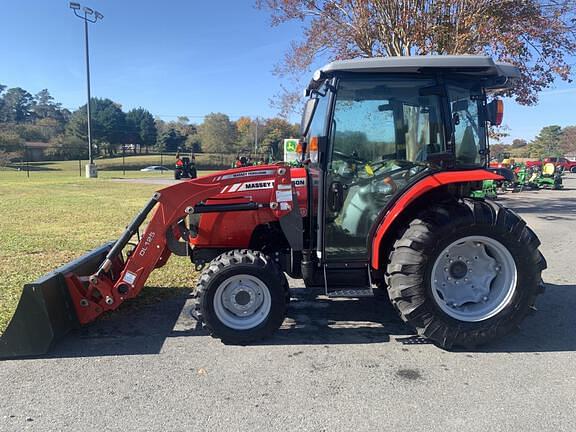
left=1, top=56, right=547, bottom=359
left=1, top=166, right=298, bottom=358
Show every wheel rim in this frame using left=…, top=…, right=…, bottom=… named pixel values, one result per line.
left=431, top=235, right=517, bottom=322
left=213, top=274, right=272, bottom=330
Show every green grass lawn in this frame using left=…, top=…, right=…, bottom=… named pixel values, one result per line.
left=0, top=166, right=213, bottom=335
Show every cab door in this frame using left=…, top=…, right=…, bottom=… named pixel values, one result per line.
left=323, top=77, right=447, bottom=267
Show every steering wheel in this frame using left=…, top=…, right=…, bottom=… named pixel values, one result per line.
left=333, top=150, right=364, bottom=163
left=348, top=165, right=402, bottom=190
left=364, top=158, right=415, bottom=177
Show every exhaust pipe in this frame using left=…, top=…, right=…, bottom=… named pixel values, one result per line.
left=0, top=242, right=113, bottom=360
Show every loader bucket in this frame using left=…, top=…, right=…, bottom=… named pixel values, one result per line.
left=0, top=242, right=113, bottom=360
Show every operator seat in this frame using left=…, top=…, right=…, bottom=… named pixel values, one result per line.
left=457, top=126, right=478, bottom=164
left=542, top=162, right=556, bottom=177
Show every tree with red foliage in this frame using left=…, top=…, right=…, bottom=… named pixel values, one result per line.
left=258, top=0, right=576, bottom=115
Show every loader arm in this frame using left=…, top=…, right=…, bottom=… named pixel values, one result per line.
left=66, top=165, right=297, bottom=325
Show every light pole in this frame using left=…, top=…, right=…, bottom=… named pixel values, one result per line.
left=69, top=2, right=103, bottom=178
left=254, top=117, right=259, bottom=154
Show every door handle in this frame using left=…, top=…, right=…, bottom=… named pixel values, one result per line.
left=328, top=182, right=344, bottom=212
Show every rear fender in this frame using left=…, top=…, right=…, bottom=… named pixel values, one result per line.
left=370, top=169, right=503, bottom=269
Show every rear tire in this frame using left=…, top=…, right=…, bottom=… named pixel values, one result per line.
left=386, top=198, right=546, bottom=349
left=195, top=249, right=287, bottom=344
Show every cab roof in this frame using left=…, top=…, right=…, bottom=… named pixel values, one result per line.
left=308, top=55, right=519, bottom=91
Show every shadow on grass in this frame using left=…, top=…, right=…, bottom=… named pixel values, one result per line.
left=5, top=282, right=576, bottom=360
left=7, top=163, right=61, bottom=172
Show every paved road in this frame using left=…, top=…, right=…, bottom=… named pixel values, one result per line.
left=1, top=176, right=575, bottom=432
left=111, top=177, right=178, bottom=185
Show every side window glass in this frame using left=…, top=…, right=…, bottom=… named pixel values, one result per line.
left=449, top=87, right=484, bottom=165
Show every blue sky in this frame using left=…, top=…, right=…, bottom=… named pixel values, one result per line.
left=0, top=0, right=574, bottom=142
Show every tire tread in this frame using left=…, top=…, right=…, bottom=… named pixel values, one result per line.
left=386, top=197, right=544, bottom=349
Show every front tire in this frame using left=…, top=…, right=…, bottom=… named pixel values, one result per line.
left=195, top=249, right=287, bottom=344
left=386, top=198, right=546, bottom=349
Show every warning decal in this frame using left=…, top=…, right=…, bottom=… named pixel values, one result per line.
left=123, top=271, right=137, bottom=285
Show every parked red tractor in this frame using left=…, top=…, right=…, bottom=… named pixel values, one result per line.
left=0, top=56, right=546, bottom=359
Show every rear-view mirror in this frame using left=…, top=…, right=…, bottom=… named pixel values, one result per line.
left=300, top=97, right=319, bottom=137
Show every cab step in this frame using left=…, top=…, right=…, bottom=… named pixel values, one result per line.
left=327, top=288, right=374, bottom=298
left=323, top=263, right=375, bottom=297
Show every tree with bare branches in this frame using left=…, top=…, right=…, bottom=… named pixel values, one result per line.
left=258, top=0, right=576, bottom=115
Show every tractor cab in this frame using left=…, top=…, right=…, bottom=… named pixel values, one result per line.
left=298, top=56, right=517, bottom=291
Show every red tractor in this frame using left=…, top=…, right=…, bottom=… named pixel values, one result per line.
left=0, top=56, right=546, bottom=359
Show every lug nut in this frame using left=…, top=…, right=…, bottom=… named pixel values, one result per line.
left=482, top=296, right=488, bottom=302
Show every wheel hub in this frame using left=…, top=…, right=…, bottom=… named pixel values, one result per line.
left=213, top=274, right=271, bottom=330
left=431, top=236, right=517, bottom=322
left=449, top=261, right=468, bottom=279
left=222, top=282, right=264, bottom=317
left=235, top=290, right=251, bottom=306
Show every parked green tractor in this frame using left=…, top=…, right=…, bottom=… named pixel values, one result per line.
left=470, top=180, right=498, bottom=199
left=535, top=163, right=563, bottom=189
left=520, top=163, right=563, bottom=190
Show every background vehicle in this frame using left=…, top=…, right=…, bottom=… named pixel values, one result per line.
left=0, top=56, right=546, bottom=359
left=534, top=163, right=563, bottom=189
left=525, top=160, right=542, bottom=169
left=140, top=165, right=170, bottom=172
left=175, top=156, right=197, bottom=180
left=234, top=147, right=269, bottom=168
left=544, top=157, right=576, bottom=173
left=526, top=157, right=576, bottom=173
